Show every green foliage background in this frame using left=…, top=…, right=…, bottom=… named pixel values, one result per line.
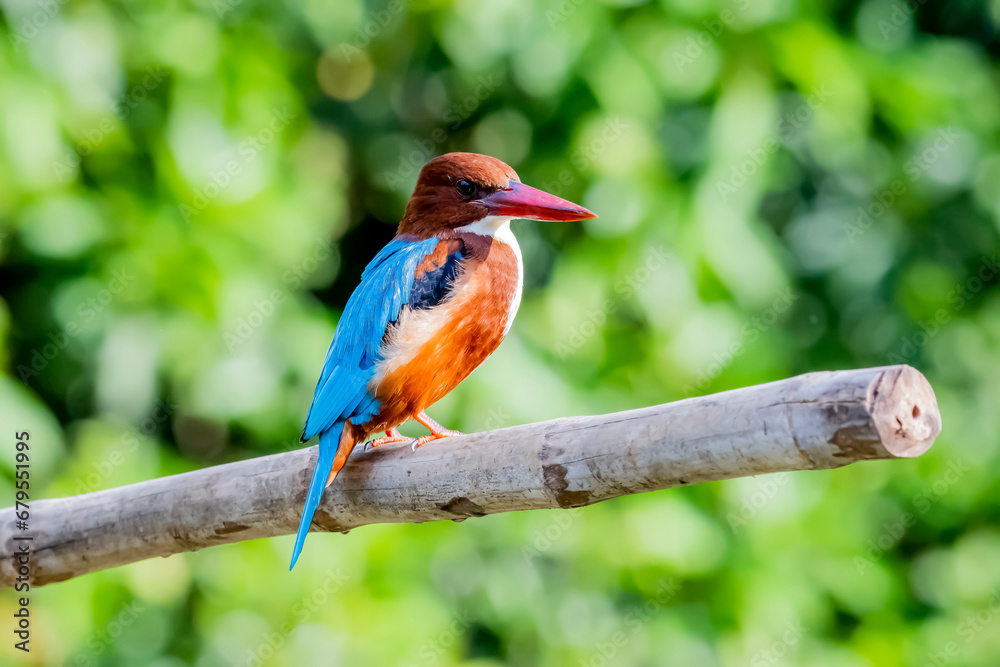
left=1, top=0, right=999, bottom=664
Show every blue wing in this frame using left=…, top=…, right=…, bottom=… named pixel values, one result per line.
left=300, top=236, right=442, bottom=442
left=292, top=235, right=467, bottom=570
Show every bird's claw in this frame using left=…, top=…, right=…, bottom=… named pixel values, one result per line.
left=366, top=429, right=410, bottom=450
left=408, top=429, right=462, bottom=451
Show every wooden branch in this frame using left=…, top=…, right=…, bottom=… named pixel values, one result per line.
left=1, top=365, right=941, bottom=587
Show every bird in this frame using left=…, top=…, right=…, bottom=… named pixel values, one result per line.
left=289, top=152, right=596, bottom=569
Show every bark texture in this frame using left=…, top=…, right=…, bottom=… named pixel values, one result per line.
left=0, top=365, right=941, bottom=587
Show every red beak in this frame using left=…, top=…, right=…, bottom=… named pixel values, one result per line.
left=480, top=181, right=596, bottom=222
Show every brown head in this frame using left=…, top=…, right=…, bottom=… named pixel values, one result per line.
left=397, top=152, right=596, bottom=237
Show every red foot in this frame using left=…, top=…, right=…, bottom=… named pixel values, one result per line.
left=410, top=411, right=463, bottom=450
left=366, top=428, right=409, bottom=450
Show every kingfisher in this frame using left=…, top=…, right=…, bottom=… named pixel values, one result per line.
left=290, top=152, right=596, bottom=568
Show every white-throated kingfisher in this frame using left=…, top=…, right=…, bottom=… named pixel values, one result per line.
left=290, top=152, right=596, bottom=568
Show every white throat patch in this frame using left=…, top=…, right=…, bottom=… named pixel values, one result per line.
left=454, top=216, right=523, bottom=336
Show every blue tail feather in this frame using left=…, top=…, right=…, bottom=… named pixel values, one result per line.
left=290, top=422, right=345, bottom=570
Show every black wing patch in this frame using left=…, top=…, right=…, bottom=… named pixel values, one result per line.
left=409, top=247, right=465, bottom=311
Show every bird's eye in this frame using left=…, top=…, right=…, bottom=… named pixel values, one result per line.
left=456, top=179, right=476, bottom=197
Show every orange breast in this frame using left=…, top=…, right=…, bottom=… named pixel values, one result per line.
left=362, top=237, right=519, bottom=434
